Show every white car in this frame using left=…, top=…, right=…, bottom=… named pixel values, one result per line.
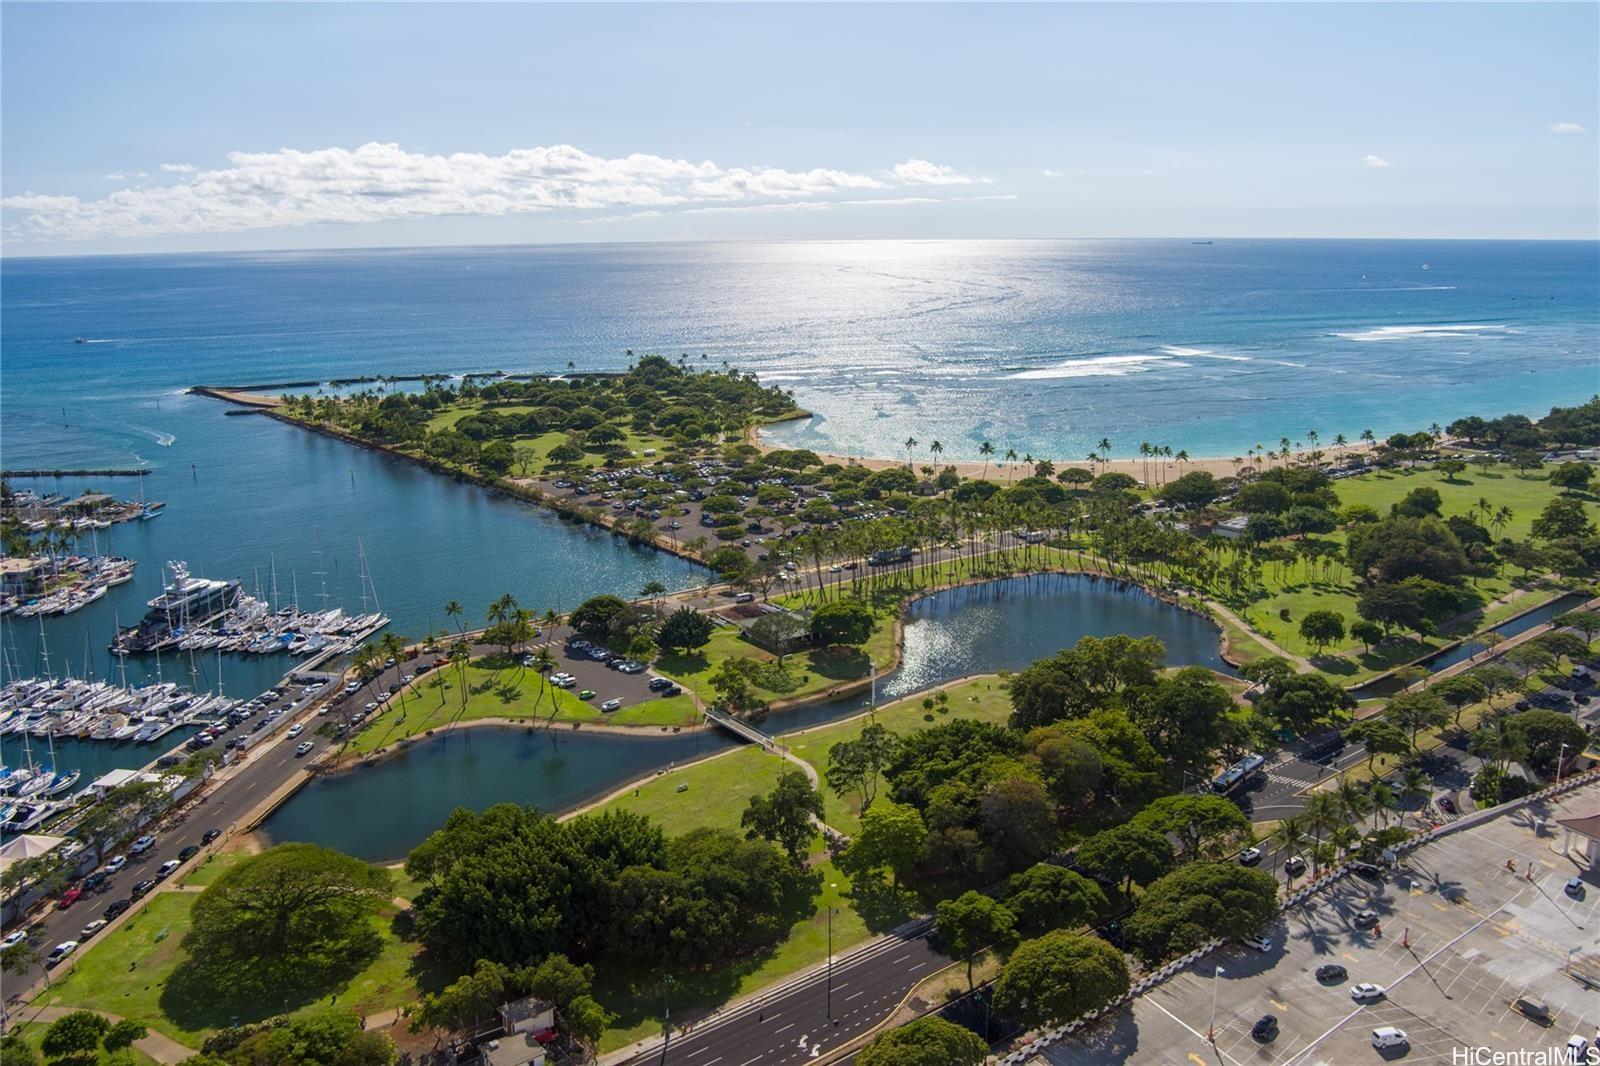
left=2, top=930, right=26, bottom=948
left=1240, top=934, right=1273, bottom=953
left=287, top=723, right=304, bottom=737
left=129, top=835, right=156, bottom=854
left=45, top=941, right=78, bottom=966
left=601, top=698, right=624, bottom=712
left=156, top=860, right=181, bottom=879
left=295, top=741, right=315, bottom=756
left=79, top=919, right=108, bottom=939
left=1371, top=1027, right=1408, bottom=1049
left=102, top=855, right=127, bottom=874
left=1350, top=982, right=1387, bottom=1001
left=1238, top=847, right=1263, bottom=866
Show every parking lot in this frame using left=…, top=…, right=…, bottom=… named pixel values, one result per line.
left=1038, top=778, right=1600, bottom=1065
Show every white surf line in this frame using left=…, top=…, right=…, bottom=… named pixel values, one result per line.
left=1274, top=884, right=1532, bottom=1066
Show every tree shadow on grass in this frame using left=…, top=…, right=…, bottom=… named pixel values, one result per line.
left=657, top=651, right=710, bottom=678
left=160, top=937, right=385, bottom=1032
left=808, top=647, right=870, bottom=682
left=847, top=876, right=920, bottom=933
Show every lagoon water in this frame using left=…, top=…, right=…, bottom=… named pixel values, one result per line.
left=3, top=239, right=1595, bottom=777
left=263, top=574, right=1231, bottom=861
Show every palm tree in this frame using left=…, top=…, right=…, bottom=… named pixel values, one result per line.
left=1003, top=448, right=1019, bottom=484
left=1398, top=765, right=1432, bottom=811
left=449, top=640, right=472, bottom=714
left=444, top=600, right=464, bottom=637
left=1368, top=781, right=1399, bottom=831
left=1274, top=815, right=1309, bottom=887
left=1305, top=791, right=1344, bottom=876
left=978, top=441, right=995, bottom=481
left=1335, top=774, right=1371, bottom=827
left=929, top=440, right=944, bottom=467
left=903, top=436, right=919, bottom=469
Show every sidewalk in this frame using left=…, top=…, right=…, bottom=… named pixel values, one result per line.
left=13, top=1005, right=195, bottom=1064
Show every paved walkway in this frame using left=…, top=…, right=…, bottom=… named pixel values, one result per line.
left=1205, top=598, right=1314, bottom=672
left=13, top=1005, right=195, bottom=1064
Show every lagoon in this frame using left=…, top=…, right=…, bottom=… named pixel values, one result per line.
left=263, top=573, right=1231, bottom=860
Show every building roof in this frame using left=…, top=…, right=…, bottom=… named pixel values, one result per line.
left=1557, top=812, right=1600, bottom=842
left=90, top=768, right=144, bottom=790
left=500, top=995, right=555, bottom=1030
left=0, top=557, right=43, bottom=575
left=0, top=833, right=67, bottom=872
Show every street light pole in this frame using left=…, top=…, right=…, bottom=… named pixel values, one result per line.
left=826, top=901, right=836, bottom=1022
left=1207, top=965, right=1225, bottom=1043
left=659, top=975, right=675, bottom=1066
left=1557, top=742, right=1570, bottom=787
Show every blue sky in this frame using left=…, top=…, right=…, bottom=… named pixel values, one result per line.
left=2, top=3, right=1596, bottom=254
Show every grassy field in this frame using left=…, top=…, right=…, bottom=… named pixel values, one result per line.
left=654, top=619, right=896, bottom=710
left=36, top=875, right=431, bottom=1048
left=422, top=404, right=673, bottom=473
left=1212, top=466, right=1596, bottom=673
left=586, top=745, right=789, bottom=838
left=343, top=658, right=697, bottom=755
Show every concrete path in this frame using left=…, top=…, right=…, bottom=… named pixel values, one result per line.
left=13, top=1005, right=195, bottom=1064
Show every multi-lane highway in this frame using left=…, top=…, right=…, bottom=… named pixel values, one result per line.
left=620, top=927, right=949, bottom=1066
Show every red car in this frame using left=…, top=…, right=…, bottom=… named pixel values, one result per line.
left=56, top=886, right=83, bottom=910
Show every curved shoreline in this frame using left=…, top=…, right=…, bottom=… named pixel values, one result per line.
left=311, top=564, right=1234, bottom=781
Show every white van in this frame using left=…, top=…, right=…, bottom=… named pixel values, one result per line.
left=1370, top=1027, right=1408, bottom=1049
left=733, top=592, right=755, bottom=603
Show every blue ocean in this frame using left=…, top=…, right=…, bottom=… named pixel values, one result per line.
left=1, top=239, right=1596, bottom=724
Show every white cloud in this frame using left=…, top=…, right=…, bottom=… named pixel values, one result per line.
left=587, top=195, right=943, bottom=224
left=3, top=142, right=984, bottom=241
left=1042, top=169, right=1064, bottom=178
left=1363, top=154, right=1390, bottom=168
left=1549, top=122, right=1587, bottom=135
left=891, top=159, right=986, bottom=185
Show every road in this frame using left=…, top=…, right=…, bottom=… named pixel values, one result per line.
left=5, top=675, right=338, bottom=1000
left=617, top=928, right=949, bottom=1066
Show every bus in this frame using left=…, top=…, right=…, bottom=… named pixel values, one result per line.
left=1211, top=753, right=1267, bottom=794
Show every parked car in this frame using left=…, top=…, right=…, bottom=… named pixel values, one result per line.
left=103, top=899, right=131, bottom=920
left=1371, top=1027, right=1409, bottom=1049
left=1349, top=860, right=1384, bottom=879
left=2, top=930, right=26, bottom=949
left=287, top=723, right=304, bottom=737
left=1350, top=982, right=1387, bottom=1001
left=156, top=860, right=181, bottom=880
left=648, top=677, right=674, bottom=692
left=178, top=845, right=200, bottom=862
left=1438, top=796, right=1458, bottom=815
left=83, top=870, right=109, bottom=891
left=201, top=828, right=222, bottom=844
left=1284, top=855, right=1307, bottom=876
left=129, top=834, right=156, bottom=854
left=1238, top=847, right=1262, bottom=866
left=102, top=855, right=127, bottom=874
left=1241, top=934, right=1273, bottom=953
left=1250, top=1014, right=1278, bottom=1041
left=579, top=689, right=597, bottom=700
left=45, top=941, right=79, bottom=967
left=601, top=698, right=624, bottom=712
left=56, top=886, right=83, bottom=909
left=79, top=919, right=108, bottom=939
left=1566, top=877, right=1586, bottom=897
left=1315, top=963, right=1348, bottom=982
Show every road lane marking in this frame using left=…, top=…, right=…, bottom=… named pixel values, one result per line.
left=774, top=1024, right=793, bottom=1034
left=846, top=990, right=866, bottom=1001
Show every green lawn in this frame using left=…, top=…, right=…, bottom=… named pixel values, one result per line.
left=421, top=403, right=674, bottom=474
left=344, top=657, right=695, bottom=755
left=1208, top=466, right=1596, bottom=675
left=37, top=883, right=430, bottom=1048
left=176, top=850, right=243, bottom=888
left=586, top=746, right=789, bottom=838
left=654, top=622, right=893, bottom=711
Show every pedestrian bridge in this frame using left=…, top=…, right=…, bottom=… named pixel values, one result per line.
left=702, top=705, right=777, bottom=750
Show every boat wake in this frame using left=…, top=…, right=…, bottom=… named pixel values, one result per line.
left=129, top=425, right=176, bottom=447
